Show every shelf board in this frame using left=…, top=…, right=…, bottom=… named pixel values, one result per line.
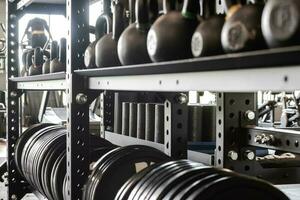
left=104, top=131, right=165, bottom=152
left=10, top=72, right=66, bottom=90
left=17, top=0, right=65, bottom=10
left=76, top=46, right=300, bottom=92
left=104, top=131, right=214, bottom=165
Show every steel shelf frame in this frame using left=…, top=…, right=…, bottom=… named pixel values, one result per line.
left=76, top=46, right=300, bottom=92
left=6, top=0, right=300, bottom=199
left=6, top=0, right=93, bottom=200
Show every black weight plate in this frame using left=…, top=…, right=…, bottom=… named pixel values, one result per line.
left=31, top=128, right=65, bottom=193
left=115, top=161, right=163, bottom=200
left=161, top=167, right=219, bottom=199
left=51, top=150, right=66, bottom=200
left=62, top=175, right=67, bottom=200
left=87, top=146, right=141, bottom=200
left=162, top=168, right=219, bottom=200
left=148, top=165, right=215, bottom=200
left=14, top=123, right=53, bottom=176
left=21, top=125, right=62, bottom=178
left=43, top=143, right=65, bottom=200
left=129, top=160, right=192, bottom=200
left=194, top=175, right=289, bottom=200
left=31, top=130, right=58, bottom=193
left=32, top=128, right=64, bottom=191
left=35, top=133, right=62, bottom=196
left=22, top=126, right=61, bottom=186
left=83, top=147, right=125, bottom=200
left=141, top=161, right=200, bottom=200
left=173, top=173, right=225, bottom=200
left=42, top=131, right=65, bottom=199
left=82, top=147, right=117, bottom=200
left=88, top=145, right=169, bottom=200
left=39, top=137, right=63, bottom=195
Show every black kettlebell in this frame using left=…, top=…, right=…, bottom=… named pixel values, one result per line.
left=221, top=0, right=266, bottom=53
left=118, top=0, right=159, bottom=65
left=25, top=49, right=34, bottom=72
left=95, top=1, right=125, bottom=68
left=85, top=0, right=112, bottom=68
left=43, top=41, right=57, bottom=74
left=28, top=47, right=43, bottom=76
left=262, top=0, right=300, bottom=48
left=50, top=38, right=66, bottom=73
left=147, top=0, right=200, bottom=62
left=191, top=0, right=225, bottom=57
left=41, top=49, right=50, bottom=74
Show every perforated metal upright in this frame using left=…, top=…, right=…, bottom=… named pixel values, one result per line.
left=6, top=1, right=28, bottom=199
left=65, top=0, right=90, bottom=199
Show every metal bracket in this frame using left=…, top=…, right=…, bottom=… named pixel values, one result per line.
left=164, top=93, right=188, bottom=159
left=215, top=93, right=257, bottom=172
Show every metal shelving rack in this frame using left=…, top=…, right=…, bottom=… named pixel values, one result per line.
left=5, top=0, right=300, bottom=199
left=6, top=0, right=93, bottom=199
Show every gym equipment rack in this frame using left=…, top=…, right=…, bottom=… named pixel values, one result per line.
left=6, top=0, right=300, bottom=199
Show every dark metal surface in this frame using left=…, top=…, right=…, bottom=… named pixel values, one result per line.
left=65, top=0, right=91, bottom=199
left=164, top=98, right=188, bottom=159
left=75, top=45, right=300, bottom=77
left=6, top=0, right=28, bottom=199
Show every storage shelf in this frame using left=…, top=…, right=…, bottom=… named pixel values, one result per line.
left=104, top=131, right=214, bottom=165
left=76, top=46, right=300, bottom=92
left=10, top=72, right=66, bottom=90
left=17, top=0, right=65, bottom=10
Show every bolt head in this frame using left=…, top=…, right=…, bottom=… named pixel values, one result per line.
left=177, top=93, right=188, bottom=104
left=244, top=150, right=255, bottom=160
left=228, top=150, right=238, bottom=161
left=10, top=91, right=17, bottom=97
left=245, top=110, right=255, bottom=121
left=76, top=93, right=88, bottom=104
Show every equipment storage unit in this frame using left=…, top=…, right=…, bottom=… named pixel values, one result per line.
left=5, top=0, right=300, bottom=199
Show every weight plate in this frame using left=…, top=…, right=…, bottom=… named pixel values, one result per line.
left=21, top=125, right=62, bottom=178
left=141, top=161, right=199, bottom=200
left=85, top=145, right=169, bottom=200
left=129, top=160, right=192, bottom=200
left=194, top=175, right=289, bottom=200
left=15, top=123, right=53, bottom=176
left=162, top=168, right=219, bottom=200
left=51, top=150, right=66, bottom=200
left=22, top=126, right=62, bottom=185
left=174, top=173, right=225, bottom=200
left=149, top=165, right=215, bottom=200
left=115, top=162, right=163, bottom=200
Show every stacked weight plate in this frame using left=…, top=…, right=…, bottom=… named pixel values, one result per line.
left=82, top=145, right=170, bottom=200
left=14, top=123, right=116, bottom=200
left=116, top=160, right=289, bottom=200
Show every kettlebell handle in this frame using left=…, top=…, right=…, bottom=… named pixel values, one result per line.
left=182, top=0, right=200, bottom=19
left=103, top=0, right=112, bottom=14
left=33, top=47, right=44, bottom=66
left=95, top=15, right=112, bottom=40
left=136, top=0, right=159, bottom=28
left=112, top=1, right=125, bottom=40
left=50, top=41, right=58, bottom=61
left=59, top=38, right=66, bottom=64
left=163, top=0, right=176, bottom=14
left=201, top=0, right=216, bottom=19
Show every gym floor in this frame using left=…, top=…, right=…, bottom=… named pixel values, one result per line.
left=0, top=141, right=299, bottom=200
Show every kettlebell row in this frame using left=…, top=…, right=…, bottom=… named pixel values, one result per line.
left=85, top=0, right=300, bottom=68
left=21, top=38, right=66, bottom=76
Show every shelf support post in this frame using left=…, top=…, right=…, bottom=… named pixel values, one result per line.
left=65, top=0, right=90, bottom=199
